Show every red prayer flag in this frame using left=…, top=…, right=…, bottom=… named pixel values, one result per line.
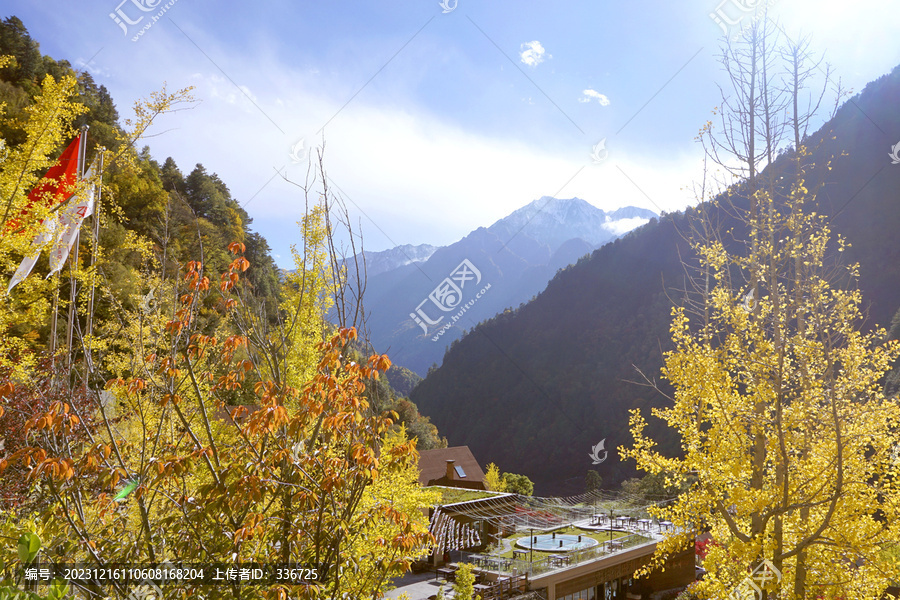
left=6, top=135, right=81, bottom=233
left=27, top=135, right=81, bottom=206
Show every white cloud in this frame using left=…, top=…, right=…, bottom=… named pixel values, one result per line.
left=579, top=89, right=610, bottom=105
left=602, top=217, right=650, bottom=236
left=519, top=41, right=548, bottom=68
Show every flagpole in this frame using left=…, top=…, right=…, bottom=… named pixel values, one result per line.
left=65, top=242, right=79, bottom=370
left=85, top=148, right=103, bottom=373
left=65, top=125, right=89, bottom=370
left=50, top=283, right=60, bottom=357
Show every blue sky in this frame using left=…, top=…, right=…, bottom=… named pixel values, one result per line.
left=4, top=0, right=899, bottom=268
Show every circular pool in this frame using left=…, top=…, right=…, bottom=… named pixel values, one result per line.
left=515, top=533, right=599, bottom=552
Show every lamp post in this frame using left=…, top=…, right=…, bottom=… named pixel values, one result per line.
left=609, top=509, right=614, bottom=545
left=529, top=527, right=534, bottom=564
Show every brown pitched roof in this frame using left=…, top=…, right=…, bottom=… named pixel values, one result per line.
left=417, top=446, right=486, bottom=489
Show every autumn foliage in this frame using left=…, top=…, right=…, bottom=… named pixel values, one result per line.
left=2, top=241, right=435, bottom=599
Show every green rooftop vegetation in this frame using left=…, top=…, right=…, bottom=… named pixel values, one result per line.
left=429, top=486, right=507, bottom=505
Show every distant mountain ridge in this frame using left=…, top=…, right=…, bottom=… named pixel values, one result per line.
left=356, top=243, right=438, bottom=278
left=355, top=198, right=657, bottom=375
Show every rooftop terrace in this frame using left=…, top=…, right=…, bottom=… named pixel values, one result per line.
left=458, top=513, right=667, bottom=578
left=389, top=489, right=678, bottom=599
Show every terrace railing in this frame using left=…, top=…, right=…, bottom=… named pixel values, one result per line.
left=461, top=533, right=657, bottom=577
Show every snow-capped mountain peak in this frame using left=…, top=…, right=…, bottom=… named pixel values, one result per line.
left=488, top=196, right=656, bottom=250
left=354, top=243, right=439, bottom=277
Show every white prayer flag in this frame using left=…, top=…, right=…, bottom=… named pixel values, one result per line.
left=47, top=162, right=97, bottom=277
left=7, top=218, right=59, bottom=294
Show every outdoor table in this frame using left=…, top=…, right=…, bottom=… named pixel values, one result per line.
left=637, top=518, right=652, bottom=531
left=659, top=520, right=674, bottom=532
left=549, top=554, right=570, bottom=567
left=512, top=549, right=528, bottom=560
left=436, top=567, right=455, bottom=582
left=607, top=540, right=624, bottom=551
left=473, top=583, right=491, bottom=595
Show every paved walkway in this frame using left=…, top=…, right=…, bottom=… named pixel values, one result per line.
left=384, top=570, right=447, bottom=600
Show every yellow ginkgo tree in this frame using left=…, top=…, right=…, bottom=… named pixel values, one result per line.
left=623, top=161, right=900, bottom=600
left=624, top=19, right=900, bottom=599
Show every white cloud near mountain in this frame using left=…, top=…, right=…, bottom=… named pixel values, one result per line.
left=601, top=216, right=650, bottom=235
